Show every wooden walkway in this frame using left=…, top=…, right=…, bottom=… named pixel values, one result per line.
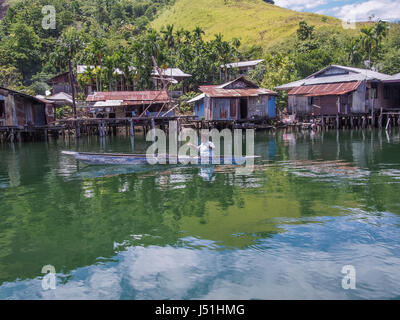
left=295, top=110, right=400, bottom=131
left=54, top=116, right=197, bottom=138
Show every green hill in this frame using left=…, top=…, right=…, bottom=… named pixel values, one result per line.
left=152, top=0, right=350, bottom=50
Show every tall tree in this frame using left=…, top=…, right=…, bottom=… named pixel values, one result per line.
left=54, top=27, right=85, bottom=118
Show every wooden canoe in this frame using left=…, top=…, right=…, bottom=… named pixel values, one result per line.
left=62, top=151, right=259, bottom=165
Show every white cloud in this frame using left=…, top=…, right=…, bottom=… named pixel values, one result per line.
left=334, top=0, right=400, bottom=21
left=275, top=0, right=328, bottom=12
left=276, top=0, right=400, bottom=21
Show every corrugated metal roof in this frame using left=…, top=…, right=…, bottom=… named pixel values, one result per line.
left=86, top=91, right=169, bottom=103
left=384, top=72, right=400, bottom=83
left=190, top=76, right=276, bottom=99
left=221, top=59, right=264, bottom=69
left=288, top=81, right=362, bottom=97
left=275, top=79, right=306, bottom=90
left=277, top=65, right=394, bottom=91
left=328, top=65, right=393, bottom=81
left=0, top=86, right=52, bottom=104
left=151, top=68, right=192, bottom=78
left=200, top=87, right=277, bottom=98
left=47, top=92, right=72, bottom=101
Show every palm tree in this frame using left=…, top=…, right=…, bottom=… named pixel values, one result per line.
left=161, top=24, right=175, bottom=65
left=345, top=38, right=362, bottom=66
left=360, top=21, right=389, bottom=67
left=193, top=26, right=205, bottom=42
left=86, top=38, right=106, bottom=91
left=103, top=52, right=121, bottom=91
left=55, top=27, right=84, bottom=118
left=360, top=26, right=376, bottom=65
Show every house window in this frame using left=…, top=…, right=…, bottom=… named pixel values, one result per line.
left=370, top=84, right=378, bottom=99
left=308, top=97, right=314, bottom=105
left=384, top=86, right=391, bottom=99
left=0, top=101, right=4, bottom=118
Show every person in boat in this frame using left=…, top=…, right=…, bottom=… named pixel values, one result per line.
left=188, top=134, right=216, bottom=181
left=189, top=134, right=216, bottom=160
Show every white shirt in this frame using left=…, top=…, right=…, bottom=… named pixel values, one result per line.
left=198, top=141, right=215, bottom=157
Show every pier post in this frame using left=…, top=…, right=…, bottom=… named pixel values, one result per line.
left=371, top=109, right=375, bottom=128
left=10, top=128, right=14, bottom=143
left=379, top=108, right=383, bottom=129
left=362, top=116, right=366, bottom=129
left=336, top=114, right=339, bottom=129
left=75, top=121, right=80, bottom=139
left=99, top=122, right=105, bottom=137
left=321, top=115, right=325, bottom=129
left=151, top=118, right=156, bottom=142
left=386, top=115, right=391, bottom=131
left=129, top=119, right=135, bottom=137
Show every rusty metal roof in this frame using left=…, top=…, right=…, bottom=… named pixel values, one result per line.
left=288, top=81, right=362, bottom=97
left=0, top=86, right=53, bottom=104
left=199, top=87, right=277, bottom=98
left=86, top=91, right=169, bottom=103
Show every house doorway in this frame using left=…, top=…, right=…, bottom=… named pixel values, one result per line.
left=0, top=100, right=4, bottom=126
left=240, top=98, right=248, bottom=119
left=0, top=100, right=4, bottom=118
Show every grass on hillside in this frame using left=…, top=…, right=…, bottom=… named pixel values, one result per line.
left=152, top=0, right=357, bottom=50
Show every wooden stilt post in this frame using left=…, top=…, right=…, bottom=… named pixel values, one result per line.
left=129, top=119, right=134, bottom=137
left=151, top=118, right=156, bottom=142
left=371, top=105, right=375, bottom=128
left=99, top=122, right=104, bottom=137
left=177, top=118, right=181, bottom=149
left=75, top=120, right=80, bottom=139
left=386, top=115, right=391, bottom=131
left=362, top=116, right=366, bottom=129
left=336, top=96, right=340, bottom=129
left=379, top=108, right=383, bottom=129
left=10, top=128, right=14, bottom=143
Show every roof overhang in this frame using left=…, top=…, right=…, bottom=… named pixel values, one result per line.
left=94, top=100, right=123, bottom=107
left=188, top=93, right=205, bottom=103
left=289, top=81, right=362, bottom=97
left=199, top=88, right=277, bottom=98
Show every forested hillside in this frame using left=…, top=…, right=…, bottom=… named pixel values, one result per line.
left=0, top=0, right=399, bottom=112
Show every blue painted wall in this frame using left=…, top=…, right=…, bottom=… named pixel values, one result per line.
left=268, top=96, right=276, bottom=118
left=195, top=101, right=204, bottom=120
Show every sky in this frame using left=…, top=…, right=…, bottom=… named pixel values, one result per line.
left=274, top=0, right=400, bottom=22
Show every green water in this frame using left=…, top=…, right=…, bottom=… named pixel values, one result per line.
left=0, top=129, right=400, bottom=299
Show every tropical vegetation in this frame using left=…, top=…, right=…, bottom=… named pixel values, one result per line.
left=0, top=0, right=399, bottom=114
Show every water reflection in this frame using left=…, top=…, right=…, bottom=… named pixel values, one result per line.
left=0, top=129, right=400, bottom=299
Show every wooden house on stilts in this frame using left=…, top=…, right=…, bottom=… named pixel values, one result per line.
left=276, top=65, right=400, bottom=127
left=189, top=76, right=277, bottom=123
